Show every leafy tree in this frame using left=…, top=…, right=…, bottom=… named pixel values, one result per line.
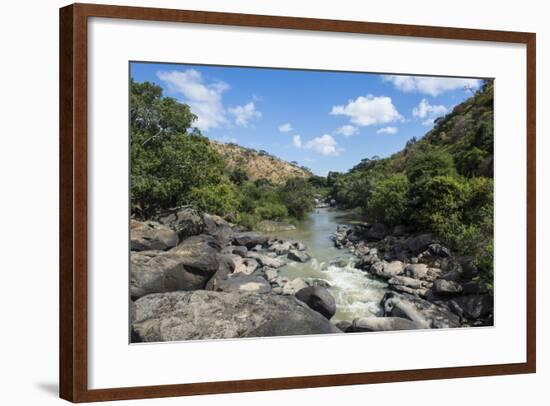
left=367, top=174, right=409, bottom=226
left=279, top=178, right=314, bottom=220
left=130, top=80, right=225, bottom=218
left=409, top=175, right=468, bottom=233
left=229, top=167, right=249, bottom=185
left=405, top=148, right=456, bottom=183
left=254, top=201, right=288, bottom=220
left=455, top=146, right=487, bottom=177
left=188, top=182, right=241, bottom=219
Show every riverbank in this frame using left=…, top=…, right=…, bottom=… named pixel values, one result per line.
left=130, top=206, right=493, bottom=342
left=332, top=222, right=494, bottom=330
left=130, top=206, right=342, bottom=342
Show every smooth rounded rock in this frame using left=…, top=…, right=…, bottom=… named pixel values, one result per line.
left=295, top=286, right=337, bottom=319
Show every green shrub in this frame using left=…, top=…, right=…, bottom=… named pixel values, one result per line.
left=367, top=173, right=409, bottom=226
left=409, top=175, right=468, bottom=239
left=229, top=167, right=249, bottom=185
left=280, top=178, right=315, bottom=220
left=405, top=148, right=456, bottom=183
left=237, top=212, right=260, bottom=230
left=254, top=201, right=288, bottom=220
left=188, top=182, right=241, bottom=219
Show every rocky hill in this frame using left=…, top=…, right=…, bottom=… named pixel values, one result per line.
left=210, top=141, right=312, bottom=184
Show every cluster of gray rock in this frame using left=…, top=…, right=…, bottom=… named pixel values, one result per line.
left=332, top=223, right=494, bottom=331
left=129, top=206, right=341, bottom=342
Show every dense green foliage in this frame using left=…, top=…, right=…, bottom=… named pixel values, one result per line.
left=280, top=178, right=315, bottom=220
left=330, top=81, right=494, bottom=283
left=367, top=173, right=409, bottom=226
left=130, top=77, right=494, bottom=284
left=130, top=80, right=315, bottom=227
left=130, top=80, right=226, bottom=218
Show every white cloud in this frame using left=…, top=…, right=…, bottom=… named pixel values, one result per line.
left=334, top=124, right=359, bottom=137
left=228, top=101, right=261, bottom=127
left=279, top=123, right=293, bottom=133
left=292, top=134, right=302, bottom=148
left=376, top=126, right=398, bottom=135
left=157, top=69, right=229, bottom=131
left=383, top=75, right=481, bottom=96
left=412, top=98, right=449, bottom=126
left=330, top=95, right=403, bottom=126
left=304, top=134, right=342, bottom=156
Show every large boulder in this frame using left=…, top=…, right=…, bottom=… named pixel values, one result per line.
left=428, top=243, right=451, bottom=257
left=263, top=268, right=279, bottom=282
left=132, top=290, right=341, bottom=342
left=451, top=294, right=493, bottom=320
left=370, top=261, right=405, bottom=279
left=405, top=233, right=435, bottom=255
left=287, top=250, right=311, bottom=263
left=232, top=245, right=249, bottom=258
left=203, top=214, right=234, bottom=245
left=157, top=206, right=205, bottom=241
left=387, top=275, right=424, bottom=289
left=334, top=320, right=353, bottom=332
left=247, top=252, right=286, bottom=268
left=204, top=254, right=235, bottom=291
left=130, top=234, right=221, bottom=300
left=215, top=274, right=272, bottom=294
left=432, top=279, right=463, bottom=296
left=130, top=220, right=178, bottom=251
left=383, top=241, right=410, bottom=262
left=268, top=241, right=293, bottom=256
left=282, top=278, right=309, bottom=295
left=404, top=263, right=429, bottom=279
left=233, top=232, right=269, bottom=248
left=295, top=286, right=336, bottom=319
left=348, top=317, right=421, bottom=332
left=382, top=291, right=461, bottom=329
left=404, top=264, right=440, bottom=281
left=362, top=223, right=388, bottom=241
left=290, top=240, right=307, bottom=251
left=460, top=258, right=480, bottom=279
left=232, top=256, right=259, bottom=275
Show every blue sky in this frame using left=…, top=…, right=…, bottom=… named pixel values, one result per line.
left=131, top=62, right=482, bottom=175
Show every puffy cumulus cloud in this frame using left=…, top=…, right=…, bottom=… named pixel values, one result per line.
left=376, top=126, right=398, bottom=135
left=157, top=69, right=229, bottom=131
left=304, top=134, right=342, bottom=156
left=334, top=124, right=359, bottom=137
left=228, top=101, right=262, bottom=127
left=292, top=134, right=302, bottom=148
left=383, top=75, right=481, bottom=96
left=330, top=95, right=403, bottom=127
left=412, top=98, right=449, bottom=126
left=279, top=123, right=293, bottom=133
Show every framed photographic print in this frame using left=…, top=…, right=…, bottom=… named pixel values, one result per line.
left=59, top=3, right=536, bottom=402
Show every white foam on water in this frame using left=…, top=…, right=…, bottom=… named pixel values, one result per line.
left=323, top=265, right=387, bottom=322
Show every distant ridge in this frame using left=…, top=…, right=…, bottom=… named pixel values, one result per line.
left=210, top=141, right=312, bottom=184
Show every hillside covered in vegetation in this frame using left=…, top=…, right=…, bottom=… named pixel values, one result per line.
left=130, top=79, right=316, bottom=228
left=328, top=80, right=494, bottom=284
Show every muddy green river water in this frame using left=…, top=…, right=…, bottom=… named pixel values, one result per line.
left=268, top=208, right=388, bottom=322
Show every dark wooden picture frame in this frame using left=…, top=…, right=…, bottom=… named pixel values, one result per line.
left=59, top=3, right=536, bottom=402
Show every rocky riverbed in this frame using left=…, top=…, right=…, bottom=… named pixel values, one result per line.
left=332, top=222, right=494, bottom=331
left=130, top=206, right=493, bottom=343
left=130, top=206, right=340, bottom=342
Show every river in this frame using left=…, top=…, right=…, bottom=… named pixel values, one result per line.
left=268, top=208, right=389, bottom=323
